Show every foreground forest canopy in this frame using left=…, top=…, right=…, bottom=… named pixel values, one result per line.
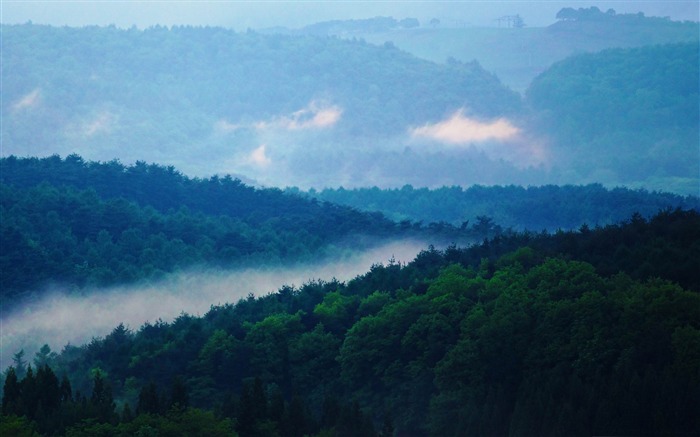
left=2, top=208, right=699, bottom=436
left=2, top=155, right=696, bottom=309
left=2, top=18, right=698, bottom=192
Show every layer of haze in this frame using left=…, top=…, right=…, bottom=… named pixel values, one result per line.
left=0, top=241, right=425, bottom=370
left=2, top=1, right=697, bottom=29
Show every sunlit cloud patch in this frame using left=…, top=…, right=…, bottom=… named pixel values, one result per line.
left=82, top=111, right=117, bottom=137
left=410, top=110, right=520, bottom=144
left=289, top=102, right=343, bottom=130
left=409, top=110, right=550, bottom=167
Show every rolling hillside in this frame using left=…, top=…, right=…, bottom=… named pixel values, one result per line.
left=2, top=208, right=698, bottom=436
left=318, top=9, right=699, bottom=92
left=301, top=184, right=699, bottom=230
left=1, top=23, right=520, bottom=184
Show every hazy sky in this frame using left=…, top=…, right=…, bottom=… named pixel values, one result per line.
left=1, top=1, right=697, bottom=30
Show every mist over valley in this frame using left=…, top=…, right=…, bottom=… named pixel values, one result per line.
left=0, top=240, right=425, bottom=370
left=1, top=3, right=699, bottom=436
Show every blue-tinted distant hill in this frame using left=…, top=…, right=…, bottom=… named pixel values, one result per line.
left=526, top=42, right=699, bottom=194
left=297, top=184, right=699, bottom=231
left=318, top=9, right=699, bottom=93
left=1, top=23, right=522, bottom=186
left=3, top=19, right=697, bottom=192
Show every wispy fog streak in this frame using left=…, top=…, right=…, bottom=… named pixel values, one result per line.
left=12, top=88, right=41, bottom=111
left=0, top=241, right=424, bottom=369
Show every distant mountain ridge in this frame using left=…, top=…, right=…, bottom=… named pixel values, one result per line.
left=1, top=23, right=519, bottom=181
left=526, top=42, right=699, bottom=194
left=1, top=19, right=697, bottom=192
left=299, top=184, right=700, bottom=230
left=337, top=9, right=698, bottom=92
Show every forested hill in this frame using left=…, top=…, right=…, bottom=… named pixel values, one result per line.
left=526, top=41, right=699, bottom=194
left=3, top=23, right=697, bottom=192
left=299, top=184, right=699, bottom=230
left=0, top=154, right=394, bottom=232
left=1, top=23, right=519, bottom=178
left=0, top=155, right=404, bottom=306
left=547, top=7, right=699, bottom=43
left=2, top=209, right=698, bottom=436
left=319, top=9, right=698, bottom=93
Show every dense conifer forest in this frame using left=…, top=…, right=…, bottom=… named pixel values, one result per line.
left=0, top=155, right=399, bottom=308
left=3, top=155, right=695, bottom=311
left=300, top=184, right=699, bottom=230
left=2, top=206, right=699, bottom=436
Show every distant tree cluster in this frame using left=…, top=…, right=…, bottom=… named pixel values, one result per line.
left=556, top=7, right=619, bottom=21
left=301, top=16, right=420, bottom=35
left=495, top=14, right=525, bottom=28
left=300, top=183, right=698, bottom=230
left=553, top=6, right=684, bottom=23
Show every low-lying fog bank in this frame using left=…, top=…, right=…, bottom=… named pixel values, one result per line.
left=1, top=241, right=425, bottom=370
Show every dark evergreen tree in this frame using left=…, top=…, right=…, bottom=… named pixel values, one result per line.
left=267, top=386, right=285, bottom=425
left=12, top=351, right=27, bottom=379
left=283, top=395, right=309, bottom=437
left=337, top=401, right=362, bottom=437
left=137, top=381, right=161, bottom=415
left=20, top=366, right=36, bottom=419
left=89, top=370, right=115, bottom=423
left=121, top=402, right=133, bottom=422
left=59, top=374, right=72, bottom=403
left=35, top=365, right=60, bottom=413
left=169, top=376, right=189, bottom=410
left=33, top=345, right=56, bottom=369
left=1, top=367, right=21, bottom=416
left=236, top=377, right=269, bottom=437
left=381, top=412, right=394, bottom=437
left=320, top=395, right=341, bottom=430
